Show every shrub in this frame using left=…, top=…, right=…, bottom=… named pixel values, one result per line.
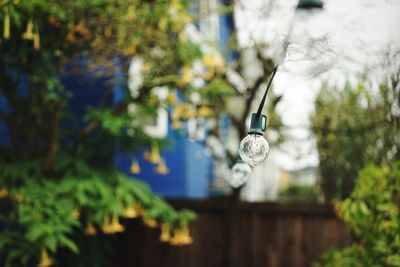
left=314, top=162, right=400, bottom=267
left=279, top=185, right=319, bottom=202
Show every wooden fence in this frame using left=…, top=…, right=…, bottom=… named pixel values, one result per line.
left=112, top=199, right=352, bottom=267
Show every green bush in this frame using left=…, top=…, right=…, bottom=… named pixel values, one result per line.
left=0, top=0, right=211, bottom=266
left=311, top=78, right=399, bottom=201
left=0, top=159, right=196, bottom=267
left=314, top=162, right=400, bottom=267
left=279, top=185, right=319, bottom=202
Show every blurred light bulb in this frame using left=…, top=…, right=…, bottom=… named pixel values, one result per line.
left=239, top=133, right=270, bottom=167
left=227, top=161, right=252, bottom=188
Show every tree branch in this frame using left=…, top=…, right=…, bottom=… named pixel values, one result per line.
left=44, top=100, right=65, bottom=175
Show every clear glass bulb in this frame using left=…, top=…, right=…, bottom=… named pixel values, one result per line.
left=239, top=133, right=270, bottom=167
left=227, top=162, right=252, bottom=188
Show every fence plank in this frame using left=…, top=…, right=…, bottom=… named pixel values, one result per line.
left=112, top=199, right=352, bottom=267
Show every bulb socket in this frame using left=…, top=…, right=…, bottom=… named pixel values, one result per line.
left=296, top=0, right=324, bottom=9
left=249, top=113, right=268, bottom=135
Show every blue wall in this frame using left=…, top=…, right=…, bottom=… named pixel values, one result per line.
left=0, top=60, right=213, bottom=199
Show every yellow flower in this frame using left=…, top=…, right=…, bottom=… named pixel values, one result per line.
left=33, top=32, right=40, bottom=50
left=83, top=222, right=97, bottom=236
left=130, top=160, right=140, bottom=174
left=143, top=63, right=151, bottom=72
left=142, top=216, right=157, bottom=228
left=172, top=119, right=182, bottom=129
left=201, top=70, right=215, bottom=81
left=178, top=66, right=192, bottom=86
left=65, top=20, right=90, bottom=44
left=196, top=106, right=214, bottom=117
left=166, top=91, right=177, bottom=105
left=178, top=31, right=188, bottom=43
left=0, top=188, right=8, bottom=198
left=158, top=18, right=168, bottom=32
left=149, top=152, right=161, bottom=164
left=38, top=248, right=52, bottom=267
left=169, top=224, right=193, bottom=246
left=22, top=20, right=34, bottom=40
left=155, top=160, right=169, bottom=175
left=69, top=209, right=80, bottom=220
left=3, top=11, right=10, bottom=39
left=133, top=204, right=144, bottom=216
left=47, top=16, right=61, bottom=27
left=169, top=0, right=182, bottom=11
left=122, top=205, right=140, bottom=219
left=74, top=19, right=90, bottom=38
left=102, top=216, right=125, bottom=234
left=160, top=223, right=171, bottom=242
left=202, top=53, right=224, bottom=70
left=65, top=31, right=76, bottom=43
left=172, top=105, right=195, bottom=121
left=144, top=142, right=162, bottom=164
left=13, top=193, right=24, bottom=202
left=125, top=7, right=137, bottom=20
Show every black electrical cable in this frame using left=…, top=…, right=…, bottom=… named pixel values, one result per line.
left=256, top=65, right=279, bottom=116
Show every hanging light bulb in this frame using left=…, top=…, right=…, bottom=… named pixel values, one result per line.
left=227, top=159, right=253, bottom=188
left=239, top=113, right=270, bottom=167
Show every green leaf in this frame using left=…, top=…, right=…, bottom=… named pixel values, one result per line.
left=44, top=235, right=58, bottom=253
left=59, top=235, right=79, bottom=254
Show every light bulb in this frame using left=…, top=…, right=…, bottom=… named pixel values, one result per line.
left=227, top=161, right=252, bottom=188
left=239, top=133, right=270, bottom=167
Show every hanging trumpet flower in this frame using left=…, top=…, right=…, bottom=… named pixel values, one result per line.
left=22, top=19, right=34, bottom=40
left=202, top=53, right=224, bottom=70
left=144, top=142, right=162, bottom=164
left=83, top=222, right=97, bottom=236
left=169, top=223, right=193, bottom=246
left=166, top=91, right=178, bottom=105
left=3, top=8, right=10, bottom=40
left=0, top=188, right=8, bottom=198
left=47, top=16, right=61, bottom=27
left=102, top=215, right=125, bottom=234
left=21, top=19, right=41, bottom=50
left=130, top=158, right=140, bottom=174
left=201, top=53, right=224, bottom=79
left=177, top=65, right=193, bottom=87
left=33, top=30, right=40, bottom=50
left=171, top=104, right=196, bottom=129
left=155, top=159, right=169, bottom=175
left=122, top=204, right=140, bottom=219
left=69, top=209, right=80, bottom=220
left=160, top=223, right=171, bottom=242
left=142, top=214, right=157, bottom=228
left=196, top=106, right=214, bottom=117
left=65, top=19, right=90, bottom=44
left=13, top=192, right=24, bottom=202
left=38, top=248, right=52, bottom=267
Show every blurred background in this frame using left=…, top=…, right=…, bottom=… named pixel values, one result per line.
left=0, top=0, right=399, bottom=267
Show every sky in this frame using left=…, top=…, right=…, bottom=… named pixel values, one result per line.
left=234, top=0, right=400, bottom=170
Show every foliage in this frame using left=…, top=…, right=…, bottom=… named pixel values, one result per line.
left=279, top=185, right=318, bottom=202
left=314, top=161, right=400, bottom=267
left=311, top=75, right=400, bottom=200
left=0, top=0, right=211, bottom=266
left=0, top=158, right=196, bottom=267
